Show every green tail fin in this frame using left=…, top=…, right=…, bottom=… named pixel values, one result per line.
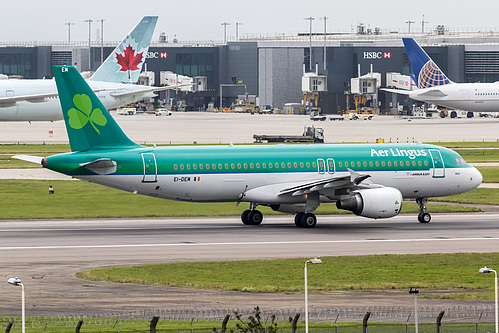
left=53, top=66, right=141, bottom=152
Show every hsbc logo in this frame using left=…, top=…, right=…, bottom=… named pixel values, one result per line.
left=146, top=52, right=169, bottom=59
left=363, top=51, right=392, bottom=59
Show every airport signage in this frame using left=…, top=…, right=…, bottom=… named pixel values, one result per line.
left=363, top=51, right=392, bottom=59
left=146, top=51, right=169, bottom=59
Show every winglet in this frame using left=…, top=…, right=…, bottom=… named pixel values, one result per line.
left=53, top=66, right=142, bottom=152
left=89, top=16, right=158, bottom=83
left=402, top=38, right=452, bottom=89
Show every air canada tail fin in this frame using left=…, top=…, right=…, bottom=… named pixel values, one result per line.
left=402, top=38, right=453, bottom=89
left=89, top=16, right=158, bottom=83
left=53, top=66, right=142, bottom=152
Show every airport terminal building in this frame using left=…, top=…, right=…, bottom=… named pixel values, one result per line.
left=2, top=29, right=499, bottom=113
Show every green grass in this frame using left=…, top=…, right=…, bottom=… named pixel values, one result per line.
left=454, top=149, right=499, bottom=162
left=476, top=166, right=499, bottom=182
left=0, top=180, right=482, bottom=219
left=428, top=141, right=499, bottom=148
left=1, top=317, right=492, bottom=333
left=0, top=144, right=70, bottom=154
left=77, top=253, right=499, bottom=299
left=433, top=188, right=499, bottom=206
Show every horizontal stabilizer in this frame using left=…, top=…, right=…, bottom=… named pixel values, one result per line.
left=80, top=158, right=117, bottom=175
left=12, top=155, right=44, bottom=164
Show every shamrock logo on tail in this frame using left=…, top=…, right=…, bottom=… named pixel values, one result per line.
left=68, top=94, right=107, bottom=134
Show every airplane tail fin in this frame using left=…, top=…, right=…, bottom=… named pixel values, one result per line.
left=53, top=66, right=142, bottom=152
left=402, top=38, right=453, bottom=89
left=89, top=16, right=158, bottom=83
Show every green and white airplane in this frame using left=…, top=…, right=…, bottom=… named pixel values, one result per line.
left=15, top=66, right=482, bottom=228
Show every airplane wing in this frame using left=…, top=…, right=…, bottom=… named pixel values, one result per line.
left=0, top=92, right=60, bottom=106
left=382, top=87, right=448, bottom=98
left=413, top=88, right=448, bottom=97
left=109, top=84, right=193, bottom=98
left=381, top=88, right=411, bottom=96
left=0, top=89, right=108, bottom=107
left=243, top=169, right=379, bottom=203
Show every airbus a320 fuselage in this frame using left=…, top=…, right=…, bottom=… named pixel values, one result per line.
left=15, top=66, right=482, bottom=228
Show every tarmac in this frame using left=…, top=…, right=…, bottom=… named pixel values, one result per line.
left=0, top=112, right=498, bottom=144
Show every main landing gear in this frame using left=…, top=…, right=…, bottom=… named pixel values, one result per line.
left=294, top=212, right=317, bottom=228
left=416, top=197, right=431, bottom=223
left=241, top=203, right=263, bottom=225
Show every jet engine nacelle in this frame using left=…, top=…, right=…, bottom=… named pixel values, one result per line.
left=336, top=187, right=403, bottom=219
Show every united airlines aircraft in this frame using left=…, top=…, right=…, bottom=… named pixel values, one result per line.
left=384, top=38, right=499, bottom=113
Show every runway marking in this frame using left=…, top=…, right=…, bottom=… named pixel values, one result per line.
left=0, top=237, right=498, bottom=250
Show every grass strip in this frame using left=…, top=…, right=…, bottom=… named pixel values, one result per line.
left=1, top=317, right=491, bottom=333
left=0, top=179, right=482, bottom=220
left=77, top=253, right=499, bottom=300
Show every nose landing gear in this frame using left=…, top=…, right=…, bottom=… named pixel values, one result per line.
left=416, top=197, right=431, bottom=223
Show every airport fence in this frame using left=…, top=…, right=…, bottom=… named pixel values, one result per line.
left=0, top=305, right=497, bottom=332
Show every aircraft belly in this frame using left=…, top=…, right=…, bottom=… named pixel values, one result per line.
left=0, top=105, right=19, bottom=121
left=11, top=100, right=62, bottom=121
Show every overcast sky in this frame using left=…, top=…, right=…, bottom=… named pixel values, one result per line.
left=3, top=0, right=499, bottom=42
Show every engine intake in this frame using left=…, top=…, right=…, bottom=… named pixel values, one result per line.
left=336, top=187, right=403, bottom=219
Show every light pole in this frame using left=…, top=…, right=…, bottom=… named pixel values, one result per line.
left=409, top=286, right=419, bottom=333
left=7, top=277, right=25, bottom=333
left=406, top=20, right=415, bottom=34
left=304, top=17, right=314, bottom=72
left=480, top=266, right=498, bottom=333
left=320, top=16, right=328, bottom=70
left=98, top=19, right=106, bottom=65
left=421, top=15, right=428, bottom=34
left=305, top=258, right=322, bottom=333
left=235, top=22, right=243, bottom=42
left=221, top=22, right=230, bottom=43
left=65, top=22, right=74, bottom=44
left=84, top=19, right=93, bottom=70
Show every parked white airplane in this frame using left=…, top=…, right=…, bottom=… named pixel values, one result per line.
left=0, top=16, right=184, bottom=122
left=383, top=38, right=499, bottom=113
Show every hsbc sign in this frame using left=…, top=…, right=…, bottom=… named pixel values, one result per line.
left=146, top=51, right=169, bottom=59
left=363, top=51, right=392, bottom=59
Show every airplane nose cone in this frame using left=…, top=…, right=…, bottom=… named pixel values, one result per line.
left=469, top=166, right=482, bottom=190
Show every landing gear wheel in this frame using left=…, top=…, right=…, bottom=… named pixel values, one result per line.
left=300, top=213, right=317, bottom=228
left=246, top=210, right=263, bottom=225
left=418, top=213, right=431, bottom=223
left=416, top=197, right=431, bottom=224
left=294, top=212, right=305, bottom=227
left=241, top=210, right=251, bottom=225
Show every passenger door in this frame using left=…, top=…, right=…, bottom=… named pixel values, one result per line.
left=141, top=153, right=157, bottom=182
left=429, top=149, right=445, bottom=178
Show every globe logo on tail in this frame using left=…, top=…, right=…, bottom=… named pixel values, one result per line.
left=418, top=60, right=451, bottom=88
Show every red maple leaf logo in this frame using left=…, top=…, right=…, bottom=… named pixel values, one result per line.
left=115, top=45, right=144, bottom=79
